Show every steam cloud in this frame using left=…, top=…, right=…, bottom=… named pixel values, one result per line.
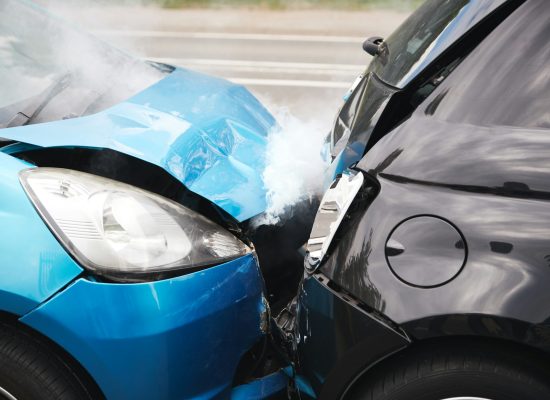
left=254, top=104, right=329, bottom=227
left=1, top=0, right=164, bottom=120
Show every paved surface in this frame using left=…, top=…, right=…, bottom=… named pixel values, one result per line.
left=50, top=6, right=409, bottom=126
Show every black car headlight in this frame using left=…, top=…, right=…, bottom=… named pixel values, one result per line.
left=20, top=168, right=250, bottom=281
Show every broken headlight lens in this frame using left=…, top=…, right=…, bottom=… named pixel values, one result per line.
left=20, top=168, right=250, bottom=281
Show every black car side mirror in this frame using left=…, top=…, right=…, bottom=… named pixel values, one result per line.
left=363, top=36, right=384, bottom=56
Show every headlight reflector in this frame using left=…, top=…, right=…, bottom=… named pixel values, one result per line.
left=20, top=168, right=250, bottom=281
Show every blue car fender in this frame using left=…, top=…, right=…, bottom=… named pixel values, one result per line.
left=0, top=152, right=82, bottom=315
left=20, top=254, right=269, bottom=400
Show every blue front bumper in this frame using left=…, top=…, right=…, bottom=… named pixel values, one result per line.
left=20, top=253, right=268, bottom=400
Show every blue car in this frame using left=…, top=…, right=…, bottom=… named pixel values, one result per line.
left=0, top=1, right=306, bottom=399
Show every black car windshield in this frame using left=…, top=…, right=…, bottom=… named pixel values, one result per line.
left=367, top=0, right=508, bottom=88
left=0, top=0, right=165, bottom=128
left=420, top=0, right=550, bottom=129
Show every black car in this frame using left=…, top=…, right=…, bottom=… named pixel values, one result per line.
left=280, top=0, right=550, bottom=399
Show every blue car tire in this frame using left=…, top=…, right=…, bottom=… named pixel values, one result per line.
left=0, top=321, right=98, bottom=400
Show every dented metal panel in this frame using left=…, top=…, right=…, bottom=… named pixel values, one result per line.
left=0, top=68, right=276, bottom=222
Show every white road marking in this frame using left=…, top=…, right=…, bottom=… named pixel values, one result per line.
left=151, top=57, right=365, bottom=72
left=147, top=58, right=360, bottom=87
left=191, top=64, right=359, bottom=76
left=226, top=77, right=350, bottom=88
left=94, top=29, right=364, bottom=43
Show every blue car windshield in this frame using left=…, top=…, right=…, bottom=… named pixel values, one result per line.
left=0, top=0, right=165, bottom=128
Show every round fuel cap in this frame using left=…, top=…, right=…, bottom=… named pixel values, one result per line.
left=385, top=216, right=466, bottom=288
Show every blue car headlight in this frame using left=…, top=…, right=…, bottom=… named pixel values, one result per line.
left=19, top=168, right=251, bottom=281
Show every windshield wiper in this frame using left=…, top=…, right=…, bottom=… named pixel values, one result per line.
left=1, top=73, right=71, bottom=128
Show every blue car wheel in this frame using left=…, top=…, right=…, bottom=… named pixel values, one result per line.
left=0, top=320, right=99, bottom=400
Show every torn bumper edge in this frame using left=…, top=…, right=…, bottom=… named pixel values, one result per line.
left=294, top=272, right=410, bottom=399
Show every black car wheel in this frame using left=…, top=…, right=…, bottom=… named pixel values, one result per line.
left=346, top=341, right=550, bottom=400
left=0, top=322, right=96, bottom=400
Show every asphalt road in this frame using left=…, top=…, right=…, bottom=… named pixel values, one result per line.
left=52, top=6, right=409, bottom=126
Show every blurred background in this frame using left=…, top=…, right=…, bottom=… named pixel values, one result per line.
left=38, top=0, right=415, bottom=126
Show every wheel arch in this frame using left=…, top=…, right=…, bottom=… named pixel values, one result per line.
left=342, top=320, right=550, bottom=400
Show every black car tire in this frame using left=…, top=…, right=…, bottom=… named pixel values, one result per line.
left=0, top=322, right=95, bottom=400
left=346, top=340, right=550, bottom=400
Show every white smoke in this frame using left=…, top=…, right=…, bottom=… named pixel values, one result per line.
left=254, top=104, right=329, bottom=226
left=0, top=0, right=164, bottom=120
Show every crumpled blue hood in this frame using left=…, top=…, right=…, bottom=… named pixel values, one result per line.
left=0, top=68, right=275, bottom=222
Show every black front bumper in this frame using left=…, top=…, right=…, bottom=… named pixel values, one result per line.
left=295, top=272, right=410, bottom=399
